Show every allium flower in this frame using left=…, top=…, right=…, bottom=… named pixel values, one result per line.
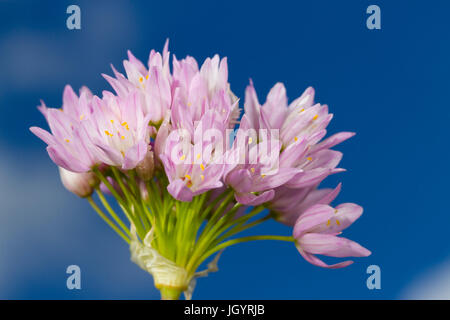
left=103, top=41, right=172, bottom=124
left=171, top=54, right=240, bottom=128
left=293, top=203, right=371, bottom=268
left=30, top=41, right=370, bottom=299
left=224, top=115, right=301, bottom=205
left=81, top=91, right=152, bottom=170
left=236, top=80, right=357, bottom=225
left=30, top=85, right=99, bottom=172
left=159, top=123, right=226, bottom=202
left=244, top=81, right=352, bottom=186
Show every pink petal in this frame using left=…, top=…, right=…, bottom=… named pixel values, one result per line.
left=310, top=132, right=355, bottom=154
left=167, top=179, right=193, bottom=202
left=243, top=80, right=261, bottom=129
left=123, top=141, right=148, bottom=170
left=30, top=127, right=56, bottom=146
left=299, top=233, right=371, bottom=258
left=297, top=245, right=353, bottom=269
left=253, top=167, right=301, bottom=192
left=260, top=82, right=287, bottom=129
left=285, top=168, right=333, bottom=188
left=47, top=145, right=89, bottom=173
left=235, top=189, right=274, bottom=206
left=293, top=205, right=335, bottom=238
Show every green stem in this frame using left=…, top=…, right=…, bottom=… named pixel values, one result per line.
left=212, top=213, right=271, bottom=247
left=93, top=167, right=125, bottom=205
left=159, top=286, right=182, bottom=300
left=201, top=235, right=294, bottom=262
left=95, top=189, right=131, bottom=237
left=110, top=167, right=147, bottom=239
left=87, top=196, right=130, bottom=244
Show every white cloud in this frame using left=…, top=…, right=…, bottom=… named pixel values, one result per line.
left=0, top=143, right=158, bottom=298
left=0, top=1, right=138, bottom=92
left=400, top=259, right=450, bottom=299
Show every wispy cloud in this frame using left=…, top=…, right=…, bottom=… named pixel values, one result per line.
left=400, top=258, right=450, bottom=299
left=0, top=1, right=138, bottom=92
left=0, top=142, right=158, bottom=298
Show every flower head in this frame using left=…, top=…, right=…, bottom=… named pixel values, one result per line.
left=29, top=41, right=370, bottom=299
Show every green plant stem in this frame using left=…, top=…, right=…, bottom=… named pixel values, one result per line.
left=95, top=189, right=131, bottom=237
left=87, top=196, right=130, bottom=244
left=212, top=213, right=271, bottom=247
left=201, top=235, right=294, bottom=262
left=93, top=167, right=125, bottom=205
left=110, top=167, right=147, bottom=239
left=159, top=286, right=183, bottom=300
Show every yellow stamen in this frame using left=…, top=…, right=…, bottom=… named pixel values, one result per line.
left=121, top=122, right=128, bottom=126
left=299, top=108, right=305, bottom=113
left=145, top=75, right=149, bottom=80
left=294, top=137, right=298, bottom=142
left=120, top=151, right=125, bottom=158
left=139, top=77, right=143, bottom=83
left=79, top=115, right=85, bottom=120
left=200, top=175, right=205, bottom=181
left=65, top=139, right=70, bottom=143
left=334, top=209, right=338, bottom=214
left=326, top=219, right=331, bottom=226
left=250, top=168, right=255, bottom=173
left=248, top=137, right=253, bottom=144
left=196, top=153, right=201, bottom=160
left=186, top=180, right=193, bottom=188
left=312, top=114, right=318, bottom=120
left=261, top=174, right=266, bottom=178
left=187, top=102, right=192, bottom=107
left=110, top=119, right=114, bottom=124
left=180, top=154, right=186, bottom=161
left=185, top=174, right=191, bottom=180
left=105, top=130, right=112, bottom=137
left=306, top=157, right=312, bottom=161
left=336, top=219, right=341, bottom=226
left=200, top=163, right=205, bottom=171
left=121, top=135, right=125, bottom=140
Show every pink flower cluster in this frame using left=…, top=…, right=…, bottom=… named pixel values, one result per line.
left=31, top=41, right=370, bottom=268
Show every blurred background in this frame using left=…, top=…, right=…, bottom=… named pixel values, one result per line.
left=0, top=0, right=449, bottom=299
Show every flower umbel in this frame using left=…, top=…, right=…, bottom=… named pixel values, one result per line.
left=30, top=41, right=370, bottom=299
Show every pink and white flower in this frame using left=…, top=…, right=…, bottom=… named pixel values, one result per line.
left=293, top=203, right=371, bottom=268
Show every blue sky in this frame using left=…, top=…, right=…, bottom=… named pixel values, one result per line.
left=0, top=0, right=449, bottom=299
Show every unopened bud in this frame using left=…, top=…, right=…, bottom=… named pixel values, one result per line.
left=136, top=147, right=154, bottom=181
left=139, top=180, right=149, bottom=201
left=58, top=167, right=98, bottom=198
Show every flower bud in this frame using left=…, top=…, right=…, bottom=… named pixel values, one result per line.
left=139, top=180, right=149, bottom=201
left=136, top=147, right=154, bottom=181
left=58, top=167, right=98, bottom=198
